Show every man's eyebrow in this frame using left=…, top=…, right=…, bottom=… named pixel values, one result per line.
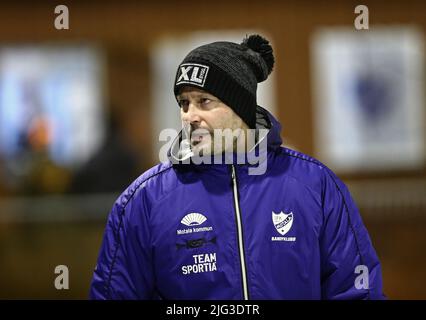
left=177, top=92, right=205, bottom=99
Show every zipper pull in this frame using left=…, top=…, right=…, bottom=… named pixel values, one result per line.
left=229, top=165, right=235, bottom=187
left=230, top=165, right=236, bottom=180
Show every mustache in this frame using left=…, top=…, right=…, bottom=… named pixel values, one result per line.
left=189, top=125, right=212, bottom=136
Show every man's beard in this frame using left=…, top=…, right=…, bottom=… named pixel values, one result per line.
left=190, top=127, right=213, bottom=156
left=190, top=127, right=242, bottom=157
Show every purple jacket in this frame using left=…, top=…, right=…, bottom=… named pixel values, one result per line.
left=90, top=107, right=384, bottom=299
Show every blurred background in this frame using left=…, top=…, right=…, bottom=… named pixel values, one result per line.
left=0, top=0, right=425, bottom=299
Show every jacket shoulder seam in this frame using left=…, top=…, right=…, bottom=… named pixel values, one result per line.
left=279, top=149, right=323, bottom=197
left=105, top=164, right=172, bottom=298
left=323, top=169, right=370, bottom=299
left=284, top=149, right=370, bottom=298
left=116, top=164, right=173, bottom=216
left=282, top=148, right=324, bottom=168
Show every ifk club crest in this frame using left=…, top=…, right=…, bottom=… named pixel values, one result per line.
left=272, top=211, right=296, bottom=242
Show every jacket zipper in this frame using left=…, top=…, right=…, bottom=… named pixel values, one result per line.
left=230, top=164, right=249, bottom=300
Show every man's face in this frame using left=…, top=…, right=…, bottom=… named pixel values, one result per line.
left=177, top=86, right=247, bottom=156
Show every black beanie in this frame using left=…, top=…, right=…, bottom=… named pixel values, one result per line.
left=174, top=34, right=275, bottom=129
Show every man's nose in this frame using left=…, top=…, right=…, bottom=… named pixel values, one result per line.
left=182, top=102, right=201, bottom=124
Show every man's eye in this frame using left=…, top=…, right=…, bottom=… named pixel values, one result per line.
left=178, top=100, right=189, bottom=108
left=200, top=98, right=211, bottom=105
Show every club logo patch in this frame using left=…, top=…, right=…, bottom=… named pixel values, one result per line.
left=176, top=63, right=209, bottom=87
left=272, top=211, right=293, bottom=235
left=272, top=211, right=296, bottom=242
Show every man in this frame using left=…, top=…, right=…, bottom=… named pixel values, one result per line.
left=90, top=34, right=384, bottom=299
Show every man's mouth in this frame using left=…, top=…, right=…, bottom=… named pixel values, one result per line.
left=190, top=130, right=210, bottom=146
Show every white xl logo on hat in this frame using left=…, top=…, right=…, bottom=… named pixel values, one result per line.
left=176, top=63, right=209, bottom=87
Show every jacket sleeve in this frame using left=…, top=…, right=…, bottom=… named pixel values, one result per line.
left=89, top=184, right=156, bottom=299
left=319, top=168, right=385, bottom=300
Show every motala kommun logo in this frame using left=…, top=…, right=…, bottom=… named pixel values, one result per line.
left=176, top=63, right=209, bottom=87
left=177, top=212, right=213, bottom=235
left=181, top=212, right=206, bottom=226
left=272, top=211, right=296, bottom=242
